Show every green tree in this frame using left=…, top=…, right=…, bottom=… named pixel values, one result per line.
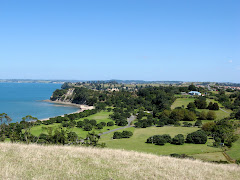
left=172, top=134, right=185, bottom=145
left=207, top=111, right=216, bottom=120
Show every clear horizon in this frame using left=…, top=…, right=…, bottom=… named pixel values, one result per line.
left=1, top=1, right=239, bottom=82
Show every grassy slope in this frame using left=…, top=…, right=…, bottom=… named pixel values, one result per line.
left=171, top=98, right=232, bottom=120
left=0, top=143, right=239, bottom=180
left=30, top=111, right=118, bottom=137
left=227, top=128, right=240, bottom=160
left=99, top=126, right=221, bottom=156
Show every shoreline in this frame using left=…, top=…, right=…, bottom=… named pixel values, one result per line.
left=40, top=100, right=94, bottom=121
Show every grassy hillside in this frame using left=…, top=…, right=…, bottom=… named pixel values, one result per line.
left=0, top=143, right=239, bottom=180
left=99, top=126, right=221, bottom=156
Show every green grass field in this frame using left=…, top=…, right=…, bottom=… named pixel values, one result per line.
left=227, top=128, right=240, bottom=160
left=171, top=98, right=195, bottom=109
left=99, top=126, right=222, bottom=156
left=30, top=111, right=118, bottom=137
left=192, top=152, right=226, bottom=162
left=171, top=98, right=232, bottom=120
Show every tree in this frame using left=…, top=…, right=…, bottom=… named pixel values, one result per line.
left=68, top=132, right=78, bottom=143
left=199, top=111, right=207, bottom=120
left=184, top=111, right=196, bottom=121
left=83, top=123, right=93, bottom=131
left=186, top=130, right=207, bottom=144
left=172, top=134, right=185, bottom=145
left=76, top=121, right=84, bottom=128
left=188, top=84, right=197, bottom=91
left=96, top=123, right=103, bottom=129
left=207, top=111, right=216, bottom=120
left=121, top=131, right=133, bottom=138
left=107, top=121, right=114, bottom=126
left=194, top=120, right=202, bottom=127
left=113, top=132, right=122, bottom=139
left=187, top=102, right=196, bottom=110
left=155, top=137, right=166, bottom=145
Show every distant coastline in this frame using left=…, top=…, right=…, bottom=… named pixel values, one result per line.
left=40, top=100, right=94, bottom=121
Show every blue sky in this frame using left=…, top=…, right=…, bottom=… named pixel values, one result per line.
left=0, top=0, right=239, bottom=82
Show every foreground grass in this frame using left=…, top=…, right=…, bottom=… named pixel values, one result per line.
left=100, top=126, right=222, bottom=156
left=30, top=111, right=117, bottom=137
left=0, top=143, right=239, bottom=180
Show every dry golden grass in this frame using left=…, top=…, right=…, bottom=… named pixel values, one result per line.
left=0, top=143, right=239, bottom=180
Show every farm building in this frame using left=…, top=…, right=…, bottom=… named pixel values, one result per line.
left=188, top=91, right=201, bottom=96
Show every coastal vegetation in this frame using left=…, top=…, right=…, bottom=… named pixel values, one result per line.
left=0, top=82, right=240, bottom=164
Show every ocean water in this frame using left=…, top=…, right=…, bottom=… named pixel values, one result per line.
left=0, top=83, right=79, bottom=123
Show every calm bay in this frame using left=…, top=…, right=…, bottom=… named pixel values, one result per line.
left=0, top=83, right=79, bottom=123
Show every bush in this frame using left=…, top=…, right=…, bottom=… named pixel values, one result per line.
left=186, top=130, right=207, bottom=144
left=172, top=134, right=185, bottom=145
left=199, top=111, right=207, bottom=120
left=89, top=119, right=97, bottom=126
left=156, top=121, right=164, bottom=127
left=161, top=134, right=172, bottom=143
left=107, top=121, right=114, bottom=126
left=83, top=123, right=93, bottom=131
left=100, top=122, right=106, bottom=127
left=194, top=120, right=202, bottom=127
left=76, top=121, right=84, bottom=128
left=113, top=132, right=122, bottom=139
left=121, top=131, right=133, bottom=138
left=96, top=123, right=103, bottom=129
left=155, top=137, right=166, bottom=145
left=207, top=111, right=216, bottom=120
left=182, top=122, right=192, bottom=127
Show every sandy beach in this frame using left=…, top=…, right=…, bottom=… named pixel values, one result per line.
left=40, top=100, right=94, bottom=121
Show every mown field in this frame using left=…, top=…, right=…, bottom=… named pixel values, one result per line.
left=99, top=126, right=222, bottom=156
left=30, top=111, right=117, bottom=137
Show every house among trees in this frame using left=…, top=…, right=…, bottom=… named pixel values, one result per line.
left=188, top=91, right=201, bottom=96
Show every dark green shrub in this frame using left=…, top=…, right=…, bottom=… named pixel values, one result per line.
left=83, top=123, right=93, bottom=131
left=76, top=121, right=84, bottom=128
left=155, top=137, right=166, bottom=145
left=172, top=134, right=185, bottom=145
left=96, top=123, right=103, bottom=129
left=121, top=131, right=133, bottom=138
left=113, top=132, right=122, bottom=139
left=186, top=130, right=207, bottom=144
left=89, top=119, right=97, bottom=126
left=194, top=120, right=202, bottom=127
left=107, top=121, right=114, bottom=126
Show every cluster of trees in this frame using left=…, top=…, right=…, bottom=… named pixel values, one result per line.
left=113, top=131, right=133, bottom=139
left=146, top=134, right=185, bottom=146
left=193, top=97, right=219, bottom=110
left=202, top=119, right=239, bottom=147
left=74, top=119, right=114, bottom=131
left=0, top=110, right=107, bottom=147
left=42, top=109, right=98, bottom=125
left=109, top=108, right=131, bottom=126
left=146, top=130, right=208, bottom=146
left=52, top=86, right=177, bottom=115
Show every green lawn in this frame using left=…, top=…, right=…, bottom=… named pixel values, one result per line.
left=171, top=98, right=195, bottom=109
left=30, top=111, right=119, bottom=137
left=171, top=98, right=232, bottom=120
left=99, top=126, right=221, bottom=156
left=227, top=128, right=240, bottom=160
left=192, top=152, right=227, bottom=162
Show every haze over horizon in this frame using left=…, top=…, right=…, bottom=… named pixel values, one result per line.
left=1, top=1, right=239, bottom=82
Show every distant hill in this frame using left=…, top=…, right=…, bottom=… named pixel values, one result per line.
left=0, top=143, right=239, bottom=179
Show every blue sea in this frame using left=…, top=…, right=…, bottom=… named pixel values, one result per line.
left=0, top=83, right=79, bottom=123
